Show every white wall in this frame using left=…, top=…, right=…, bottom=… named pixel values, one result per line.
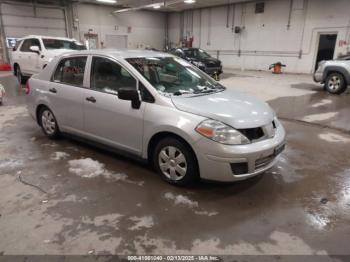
left=72, top=3, right=166, bottom=50
left=168, top=0, right=350, bottom=74
left=0, top=3, right=67, bottom=37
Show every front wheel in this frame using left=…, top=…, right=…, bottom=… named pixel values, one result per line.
left=39, top=107, right=60, bottom=139
left=325, top=72, right=347, bottom=94
left=153, top=137, right=199, bottom=186
left=16, top=66, right=26, bottom=85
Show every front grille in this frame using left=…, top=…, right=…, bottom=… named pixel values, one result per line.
left=238, top=127, right=264, bottom=141
left=255, top=154, right=275, bottom=170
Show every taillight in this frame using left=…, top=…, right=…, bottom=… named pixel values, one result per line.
left=25, top=80, right=30, bottom=95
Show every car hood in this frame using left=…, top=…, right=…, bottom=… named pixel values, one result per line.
left=192, top=57, right=220, bottom=64
left=171, top=89, right=274, bottom=129
left=203, top=57, right=220, bottom=63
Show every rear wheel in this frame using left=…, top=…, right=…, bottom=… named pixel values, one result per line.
left=153, top=137, right=199, bottom=186
left=325, top=72, right=347, bottom=94
left=39, top=107, right=60, bottom=139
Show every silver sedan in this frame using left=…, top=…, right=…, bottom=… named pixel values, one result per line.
left=26, top=50, right=286, bottom=185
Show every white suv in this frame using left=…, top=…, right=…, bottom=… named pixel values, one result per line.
left=12, top=35, right=86, bottom=84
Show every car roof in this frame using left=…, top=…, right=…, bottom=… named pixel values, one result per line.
left=63, top=49, right=174, bottom=59
left=19, top=35, right=77, bottom=41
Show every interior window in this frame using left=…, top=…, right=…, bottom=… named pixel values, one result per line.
left=91, top=57, right=136, bottom=95
left=52, top=56, right=87, bottom=86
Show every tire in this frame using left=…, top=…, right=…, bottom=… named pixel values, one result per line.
left=16, top=66, right=26, bottom=85
left=38, top=107, right=60, bottom=139
left=153, top=137, right=199, bottom=186
left=325, top=72, right=347, bottom=94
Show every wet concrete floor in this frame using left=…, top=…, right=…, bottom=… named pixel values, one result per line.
left=0, top=71, right=350, bottom=258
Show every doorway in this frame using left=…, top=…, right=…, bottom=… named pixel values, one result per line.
left=315, top=34, right=337, bottom=71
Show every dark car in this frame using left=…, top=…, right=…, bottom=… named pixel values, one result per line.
left=170, top=48, right=223, bottom=80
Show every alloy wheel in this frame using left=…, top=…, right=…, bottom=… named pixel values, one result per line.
left=328, top=75, right=341, bottom=91
left=41, top=110, right=56, bottom=135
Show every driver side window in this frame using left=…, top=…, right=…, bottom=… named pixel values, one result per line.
left=91, top=57, right=136, bottom=95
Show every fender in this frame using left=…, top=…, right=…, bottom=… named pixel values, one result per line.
left=323, top=66, right=350, bottom=84
left=142, top=124, right=203, bottom=159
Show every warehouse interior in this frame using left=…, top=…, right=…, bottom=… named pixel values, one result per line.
left=0, top=0, right=350, bottom=260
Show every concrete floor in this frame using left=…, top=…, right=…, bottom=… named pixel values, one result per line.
left=0, top=69, right=350, bottom=259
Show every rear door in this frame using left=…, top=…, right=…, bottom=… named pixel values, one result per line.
left=83, top=56, right=145, bottom=155
left=48, top=56, right=87, bottom=133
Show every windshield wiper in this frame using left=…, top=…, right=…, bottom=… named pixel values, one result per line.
left=193, top=87, right=220, bottom=94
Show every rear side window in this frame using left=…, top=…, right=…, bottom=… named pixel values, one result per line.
left=52, top=56, right=87, bottom=87
left=20, top=39, right=32, bottom=52
left=90, top=56, right=136, bottom=95
left=20, top=38, right=41, bottom=52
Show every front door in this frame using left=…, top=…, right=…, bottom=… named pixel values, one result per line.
left=83, top=56, right=145, bottom=155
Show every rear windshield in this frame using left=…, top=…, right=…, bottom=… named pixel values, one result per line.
left=43, top=38, right=86, bottom=50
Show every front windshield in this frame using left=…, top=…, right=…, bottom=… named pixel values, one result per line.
left=197, top=49, right=211, bottom=59
left=43, top=39, right=86, bottom=50
left=184, top=49, right=211, bottom=59
left=126, top=57, right=224, bottom=95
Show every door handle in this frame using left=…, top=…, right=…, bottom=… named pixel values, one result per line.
left=49, top=88, right=57, bottom=94
left=86, top=96, right=96, bottom=103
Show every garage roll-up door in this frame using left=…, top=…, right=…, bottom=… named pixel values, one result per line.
left=0, top=2, right=67, bottom=38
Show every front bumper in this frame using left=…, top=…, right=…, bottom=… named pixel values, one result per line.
left=204, top=66, right=223, bottom=76
left=193, top=124, right=286, bottom=182
left=197, top=65, right=223, bottom=76
left=313, top=71, right=323, bottom=83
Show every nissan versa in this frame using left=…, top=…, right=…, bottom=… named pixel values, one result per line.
left=26, top=50, right=286, bottom=185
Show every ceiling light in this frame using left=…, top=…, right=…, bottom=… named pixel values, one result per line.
left=97, top=0, right=117, bottom=4
left=184, top=0, right=196, bottom=4
left=153, top=4, right=161, bottom=9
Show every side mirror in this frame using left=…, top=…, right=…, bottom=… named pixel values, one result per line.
left=29, top=46, right=40, bottom=54
left=118, top=88, right=141, bottom=109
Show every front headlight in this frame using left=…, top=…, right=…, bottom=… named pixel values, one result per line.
left=195, top=119, right=250, bottom=145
